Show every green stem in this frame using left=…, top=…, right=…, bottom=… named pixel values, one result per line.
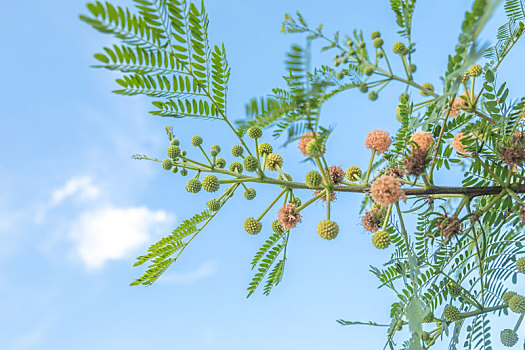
left=364, top=149, right=376, bottom=185
left=197, top=145, right=213, bottom=166
left=257, top=188, right=287, bottom=221
left=295, top=190, right=326, bottom=213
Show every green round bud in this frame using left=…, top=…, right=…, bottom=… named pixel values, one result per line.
left=244, top=188, right=256, bottom=200
left=215, top=158, right=226, bottom=169
left=243, top=155, right=258, bottom=172
left=447, top=282, right=462, bottom=298
left=207, top=199, right=221, bottom=212
left=336, top=71, right=344, bottom=80
left=171, top=138, right=180, bottom=146
left=508, top=295, right=525, bottom=313
left=167, top=145, right=181, bottom=159
left=421, top=332, right=430, bottom=343
left=368, top=91, right=379, bottom=101
left=231, top=145, right=244, bottom=157
left=359, top=84, right=369, bottom=93
left=516, top=257, right=525, bottom=273
left=248, top=126, right=263, bottom=139
left=171, top=166, right=178, bottom=174
left=500, top=329, right=519, bottom=347
left=392, top=42, right=407, bottom=55
left=191, top=135, right=203, bottom=146
left=181, top=150, right=187, bottom=157
left=358, top=42, right=366, bottom=49
left=372, top=230, right=391, bottom=249
left=342, top=57, right=348, bottom=63
left=180, top=168, right=188, bottom=176
left=202, top=175, right=220, bottom=193
left=265, top=153, right=283, bottom=171
left=244, top=217, right=262, bottom=235
left=258, top=143, right=273, bottom=156
left=461, top=73, right=470, bottom=83
left=278, top=173, right=292, bottom=188
left=420, top=83, right=434, bottom=96
left=371, top=31, right=381, bottom=39
left=443, top=305, right=461, bottom=322
left=503, top=291, right=517, bottom=305
left=345, top=166, right=362, bottom=182
left=185, top=178, right=202, bottom=193
left=422, top=310, right=434, bottom=323
left=468, top=64, right=482, bottom=77
left=162, top=158, right=173, bottom=170
left=409, top=64, right=417, bottom=73
left=377, top=51, right=384, bottom=59
left=272, top=220, right=284, bottom=234
left=306, top=139, right=325, bottom=157
left=317, top=220, right=339, bottom=240
left=290, top=197, right=301, bottom=207
left=230, top=162, right=243, bottom=173
left=211, top=144, right=221, bottom=156
left=365, top=66, right=375, bottom=76
left=373, top=37, right=384, bottom=48
left=305, top=171, right=323, bottom=188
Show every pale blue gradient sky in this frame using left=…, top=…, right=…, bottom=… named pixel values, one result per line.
left=0, top=1, right=524, bottom=349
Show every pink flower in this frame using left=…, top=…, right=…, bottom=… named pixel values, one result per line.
left=409, top=131, right=434, bottom=150
left=314, top=189, right=337, bottom=202
left=452, top=132, right=470, bottom=156
left=365, top=129, right=391, bottom=154
left=278, top=204, right=302, bottom=229
left=322, top=166, right=345, bottom=185
left=298, top=132, right=317, bottom=156
left=370, top=175, right=406, bottom=205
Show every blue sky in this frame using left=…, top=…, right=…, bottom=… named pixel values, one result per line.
left=1, top=0, right=524, bottom=349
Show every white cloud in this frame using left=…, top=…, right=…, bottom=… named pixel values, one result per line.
left=69, top=205, right=174, bottom=270
left=159, top=261, right=217, bottom=285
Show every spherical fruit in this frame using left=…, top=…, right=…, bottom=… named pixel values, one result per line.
left=372, top=230, right=391, bottom=249
left=248, top=126, right=263, bottom=139
left=231, top=145, right=244, bottom=157
left=305, top=171, right=323, bottom=188
left=215, top=158, right=226, bottom=169
left=393, top=42, right=407, bottom=55
left=230, top=162, right=243, bottom=173
left=346, top=166, right=362, bottom=182
left=244, top=188, right=256, bottom=200
left=243, top=155, right=258, bottom=172
left=373, top=38, right=384, bottom=48
left=258, top=143, right=273, bottom=156
left=180, top=168, right=188, bottom=176
left=503, top=291, right=517, bottom=305
left=422, top=310, right=434, bottom=323
left=202, top=175, right=220, bottom=193
left=508, top=295, right=525, bottom=313
left=516, top=257, right=525, bottom=273
left=191, top=135, right=203, bottom=146
left=468, top=64, right=482, bottom=77
left=185, top=179, right=202, bottom=193
left=447, top=282, right=462, bottom=298
left=265, top=153, right=283, bottom=171
left=317, top=220, right=339, bottom=240
left=162, top=159, right=173, bottom=170
left=306, top=139, right=325, bottom=157
left=409, top=64, right=417, bottom=73
left=171, top=138, right=180, bottom=146
left=365, top=66, right=375, bottom=76
left=244, top=217, right=262, bottom=235
left=207, top=199, right=221, bottom=212
left=359, top=84, right=369, bottom=93
left=500, top=329, right=519, bottom=347
left=371, top=31, right=381, bottom=39
left=444, top=305, right=461, bottom=322
left=272, top=220, right=284, bottom=234
left=167, top=145, right=181, bottom=159
left=369, top=91, right=379, bottom=101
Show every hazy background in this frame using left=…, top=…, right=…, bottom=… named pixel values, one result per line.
left=1, top=0, right=524, bottom=349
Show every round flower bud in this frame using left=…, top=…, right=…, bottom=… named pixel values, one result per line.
left=215, top=158, right=226, bottom=169
left=272, top=220, right=284, bottom=234
left=409, top=64, right=417, bottom=73
left=368, top=91, right=379, bottom=101
left=468, top=64, right=482, bottom=77
left=420, top=83, right=434, bottom=96
left=373, top=37, right=384, bottom=48
left=305, top=171, right=323, bottom=188
left=334, top=59, right=340, bottom=67
left=461, top=73, right=470, bottom=83
left=191, top=135, right=203, bottom=146
left=171, top=166, right=178, bottom=173
left=207, top=199, right=221, bottom=212
left=346, top=166, right=362, bottom=182
left=372, top=230, right=391, bottom=249
left=278, top=173, right=292, bottom=188
left=162, top=158, right=173, bottom=170
left=447, top=282, right=462, bottom=298
left=500, top=329, right=519, bottom=347
left=423, top=310, right=434, bottom=323
left=392, top=42, right=407, bottom=55
left=317, top=220, right=339, bottom=240
left=185, top=178, right=202, bottom=193
left=265, top=153, right=283, bottom=171
left=171, top=138, right=180, bottom=146
left=306, top=139, right=326, bottom=157
left=336, top=71, right=344, bottom=80
left=443, top=305, right=461, bottom=322
left=503, top=291, right=517, bottom=305
left=359, top=84, right=369, bottom=93
left=167, top=145, right=181, bottom=159
left=291, top=197, right=301, bottom=207
left=342, top=57, right=348, bottom=63
left=180, top=168, right=188, bottom=176
left=243, top=155, right=258, bottom=172
left=181, top=150, right=187, bottom=157
left=258, top=142, right=273, bottom=156
left=248, top=126, right=263, bottom=139
left=365, top=66, right=375, bottom=76
left=210, top=144, right=221, bottom=157
left=230, top=162, right=243, bottom=173
left=358, top=42, right=366, bottom=49
left=202, top=175, right=220, bottom=193
left=244, top=188, right=256, bottom=200
left=371, top=31, right=381, bottom=39
left=377, top=51, right=384, bottom=58
left=421, top=332, right=430, bottom=342
left=244, top=217, right=262, bottom=235
left=508, top=295, right=525, bottom=313
left=516, top=257, right=525, bottom=273
left=231, top=145, right=244, bottom=157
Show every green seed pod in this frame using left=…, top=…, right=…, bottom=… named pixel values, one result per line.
left=305, top=171, right=323, bottom=188
left=422, top=310, right=434, bottom=323
left=359, top=84, right=369, bottom=93
left=167, top=145, right=181, bottom=159
left=317, top=220, right=339, bottom=240
left=162, top=158, right=173, bottom=170
left=258, top=143, right=273, bottom=156
left=215, top=158, right=226, bottom=169
left=392, top=42, right=407, bottom=55
left=358, top=42, right=366, bottom=49
left=248, top=126, right=263, bottom=139
left=306, top=139, right=325, bottom=157
left=447, top=282, right=462, bottom=298
left=265, top=153, right=283, bottom=171
left=420, top=83, right=434, bottom=96
left=345, top=166, right=362, bottom=182
left=272, top=220, right=284, bottom=234
left=171, top=138, right=180, bottom=146
left=336, top=71, right=344, bottom=79
left=244, top=217, right=262, bottom=235
left=231, top=145, right=244, bottom=157
left=365, top=66, right=375, bottom=76
left=171, top=166, right=178, bottom=174
left=202, top=175, right=220, bottom=193
left=503, top=291, right=517, bottom=305
left=185, top=178, right=202, bottom=193
left=207, top=199, right=221, bottom=212
left=244, top=188, right=256, bottom=200
left=371, top=31, right=381, bottom=39
left=373, top=37, right=384, bottom=48
left=409, top=64, right=417, bottom=73
left=191, top=135, right=203, bottom=146
left=180, top=168, right=188, bottom=176
left=368, top=91, right=379, bottom=101
left=508, top=295, right=525, bottom=313
left=443, top=305, right=461, bottom=322
left=468, top=64, right=482, bottom=77
left=243, top=155, right=258, bottom=172
left=230, top=162, right=243, bottom=173
left=516, top=257, right=525, bottom=273
left=372, top=230, right=391, bottom=249
left=500, top=329, right=519, bottom=347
